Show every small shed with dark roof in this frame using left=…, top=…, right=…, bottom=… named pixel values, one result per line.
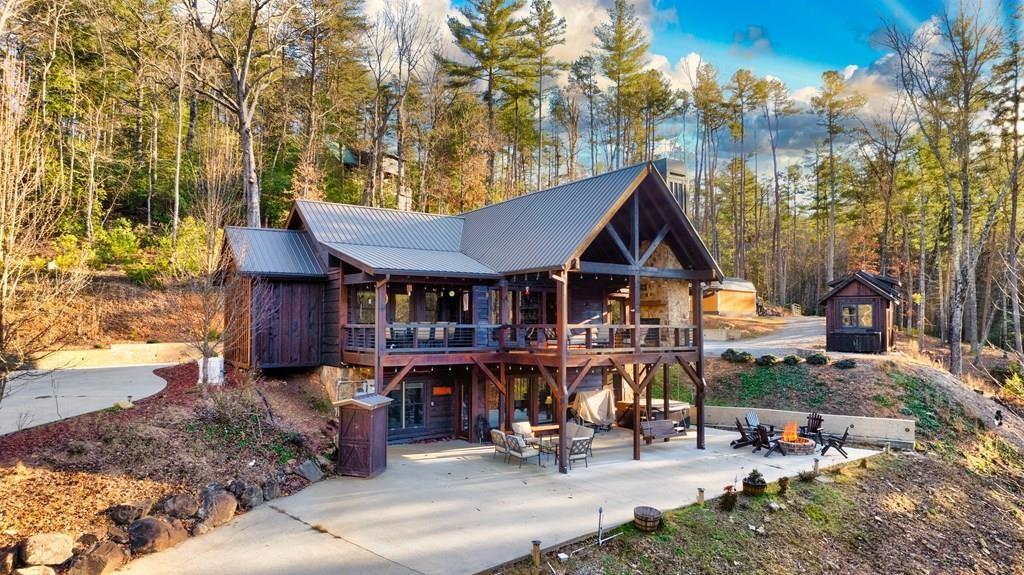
left=819, top=270, right=902, bottom=354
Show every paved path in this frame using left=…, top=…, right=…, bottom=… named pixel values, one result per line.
left=705, top=315, right=825, bottom=358
left=0, top=365, right=169, bottom=435
left=122, top=428, right=874, bottom=575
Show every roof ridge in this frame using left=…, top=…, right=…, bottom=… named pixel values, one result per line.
left=295, top=198, right=465, bottom=220
left=458, top=162, right=647, bottom=217
left=225, top=226, right=308, bottom=233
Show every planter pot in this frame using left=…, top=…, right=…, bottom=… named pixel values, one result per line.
left=742, top=481, right=767, bottom=497
left=633, top=506, right=662, bottom=532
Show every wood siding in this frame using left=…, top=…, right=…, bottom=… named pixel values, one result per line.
left=321, top=269, right=342, bottom=366
left=253, top=280, right=323, bottom=368
left=823, top=279, right=894, bottom=353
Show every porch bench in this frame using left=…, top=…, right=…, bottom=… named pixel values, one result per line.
left=640, top=419, right=687, bottom=442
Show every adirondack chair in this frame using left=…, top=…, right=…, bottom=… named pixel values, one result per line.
left=731, top=418, right=757, bottom=449
left=745, top=411, right=775, bottom=435
left=820, top=426, right=851, bottom=458
left=752, top=425, right=786, bottom=458
left=799, top=412, right=825, bottom=445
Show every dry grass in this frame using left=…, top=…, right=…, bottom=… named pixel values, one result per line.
left=703, top=315, right=788, bottom=339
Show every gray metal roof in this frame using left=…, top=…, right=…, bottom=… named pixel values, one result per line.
left=225, top=227, right=326, bottom=278
left=461, top=164, right=646, bottom=274
left=323, top=242, right=499, bottom=278
left=707, top=278, right=757, bottom=293
left=294, top=200, right=463, bottom=250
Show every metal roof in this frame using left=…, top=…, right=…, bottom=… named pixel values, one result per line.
left=294, top=200, right=463, bottom=250
left=820, top=270, right=902, bottom=304
left=323, top=242, right=500, bottom=278
left=461, top=164, right=646, bottom=274
left=225, top=227, right=326, bottom=278
left=707, top=278, right=757, bottom=293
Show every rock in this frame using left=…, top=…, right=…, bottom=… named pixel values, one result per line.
left=163, top=494, right=199, bottom=519
left=19, top=533, right=74, bottom=566
left=107, top=501, right=151, bottom=526
left=236, top=483, right=264, bottom=510
left=557, top=553, right=569, bottom=562
left=66, top=542, right=128, bottom=575
left=191, top=522, right=211, bottom=537
left=295, top=460, right=323, bottom=483
left=262, top=477, right=281, bottom=501
left=1, top=550, right=14, bottom=575
left=112, top=400, right=134, bottom=410
left=315, top=454, right=332, bottom=470
left=197, top=487, right=237, bottom=528
left=127, top=517, right=188, bottom=555
left=755, top=525, right=766, bottom=535
left=767, top=502, right=782, bottom=513
left=73, top=532, right=101, bottom=555
left=14, top=567, right=56, bottom=575
left=105, top=527, right=128, bottom=545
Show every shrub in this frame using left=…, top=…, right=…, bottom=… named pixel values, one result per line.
left=756, top=354, right=779, bottom=367
left=806, top=353, right=830, bottom=366
left=834, top=358, right=857, bottom=370
left=744, top=469, right=766, bottom=487
left=777, top=476, right=790, bottom=495
left=53, top=234, right=94, bottom=269
left=94, top=218, right=141, bottom=265
left=1002, top=371, right=1024, bottom=402
left=797, top=470, right=817, bottom=482
left=735, top=351, right=755, bottom=363
left=125, top=261, right=163, bottom=286
left=783, top=355, right=801, bottom=365
left=721, top=348, right=738, bottom=361
left=718, top=485, right=738, bottom=511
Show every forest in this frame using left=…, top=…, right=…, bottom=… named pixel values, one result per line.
left=0, top=0, right=1021, bottom=387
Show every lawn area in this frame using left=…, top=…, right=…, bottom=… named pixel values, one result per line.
left=703, top=315, right=789, bottom=339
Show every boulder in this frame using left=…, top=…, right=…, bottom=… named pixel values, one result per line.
left=73, top=532, right=100, bottom=555
left=235, top=483, right=264, bottom=510
left=163, top=494, right=199, bottom=519
left=295, top=460, right=323, bottom=483
left=191, top=522, right=210, bottom=537
left=262, top=476, right=281, bottom=501
left=197, top=487, right=237, bottom=528
left=104, top=528, right=128, bottom=545
left=65, top=542, right=128, bottom=575
left=14, top=567, right=56, bottom=575
left=19, top=534, right=73, bottom=566
left=1, top=550, right=14, bottom=575
left=107, top=501, right=151, bottom=526
left=127, top=517, right=187, bottom=555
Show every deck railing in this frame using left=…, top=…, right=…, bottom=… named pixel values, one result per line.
left=343, top=323, right=698, bottom=354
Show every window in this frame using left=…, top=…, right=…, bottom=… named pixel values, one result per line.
left=355, top=290, right=374, bottom=324
left=536, top=384, right=554, bottom=424
left=425, top=292, right=439, bottom=322
left=511, top=377, right=531, bottom=422
left=392, top=293, right=410, bottom=323
left=387, top=382, right=425, bottom=430
left=840, top=303, right=873, bottom=329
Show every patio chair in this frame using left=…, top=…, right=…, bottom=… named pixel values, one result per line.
left=505, top=434, right=542, bottom=468
left=752, top=425, right=785, bottom=458
left=565, top=421, right=595, bottom=456
left=820, top=426, right=851, bottom=458
left=489, top=429, right=510, bottom=463
left=799, top=412, right=825, bottom=445
left=745, top=411, right=775, bottom=434
left=731, top=418, right=757, bottom=449
left=567, top=437, right=593, bottom=469
left=511, top=421, right=536, bottom=443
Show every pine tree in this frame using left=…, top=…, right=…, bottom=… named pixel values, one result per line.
left=523, top=0, right=565, bottom=191
left=594, top=0, right=647, bottom=169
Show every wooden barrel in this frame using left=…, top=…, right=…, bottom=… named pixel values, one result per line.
left=633, top=506, right=662, bottom=532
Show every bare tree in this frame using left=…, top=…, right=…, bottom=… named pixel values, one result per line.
left=361, top=12, right=398, bottom=206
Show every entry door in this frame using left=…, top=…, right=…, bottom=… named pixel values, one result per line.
left=457, top=379, right=472, bottom=439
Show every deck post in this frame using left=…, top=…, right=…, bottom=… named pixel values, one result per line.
left=498, top=280, right=508, bottom=351
left=374, top=277, right=388, bottom=393
left=631, top=272, right=641, bottom=461
left=501, top=362, right=510, bottom=432
left=662, top=361, right=670, bottom=435
left=554, top=271, right=569, bottom=473
left=691, top=279, right=705, bottom=449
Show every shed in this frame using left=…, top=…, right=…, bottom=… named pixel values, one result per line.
left=702, top=278, right=757, bottom=317
left=335, top=393, right=393, bottom=478
left=819, top=270, right=901, bottom=354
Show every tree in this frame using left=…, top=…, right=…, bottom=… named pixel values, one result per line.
left=727, top=68, right=758, bottom=277
left=570, top=54, right=599, bottom=176
left=758, top=76, right=795, bottom=303
left=523, top=0, right=565, bottom=191
left=811, top=70, right=864, bottom=282
left=551, top=84, right=581, bottom=179
left=633, top=69, right=675, bottom=161
left=185, top=0, right=295, bottom=227
left=441, top=0, right=526, bottom=199
left=594, top=0, right=647, bottom=169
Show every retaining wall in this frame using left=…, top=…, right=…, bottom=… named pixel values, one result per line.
left=704, top=405, right=915, bottom=448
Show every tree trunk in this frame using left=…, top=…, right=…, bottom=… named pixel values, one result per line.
left=238, top=104, right=261, bottom=227
left=918, top=185, right=926, bottom=351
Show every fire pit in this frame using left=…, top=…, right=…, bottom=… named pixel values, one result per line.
left=778, top=421, right=816, bottom=455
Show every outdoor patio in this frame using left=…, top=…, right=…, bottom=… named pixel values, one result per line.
left=267, top=426, right=875, bottom=575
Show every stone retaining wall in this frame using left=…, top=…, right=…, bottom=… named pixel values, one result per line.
left=30, top=343, right=205, bottom=370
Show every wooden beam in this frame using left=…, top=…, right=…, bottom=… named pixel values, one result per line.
left=609, top=357, right=636, bottom=392
left=637, top=224, right=670, bottom=267
left=343, top=272, right=375, bottom=285
left=374, top=278, right=388, bottom=391
left=555, top=269, right=569, bottom=474
left=534, top=360, right=561, bottom=399
left=576, top=260, right=714, bottom=280
left=381, top=359, right=417, bottom=395
left=605, top=222, right=635, bottom=264
left=638, top=356, right=665, bottom=392
left=473, top=357, right=505, bottom=395
left=567, top=358, right=595, bottom=395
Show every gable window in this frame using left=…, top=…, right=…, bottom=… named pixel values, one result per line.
left=840, top=303, right=873, bottom=329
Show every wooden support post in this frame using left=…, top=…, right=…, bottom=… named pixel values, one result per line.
left=374, top=278, right=388, bottom=393
left=498, top=280, right=508, bottom=350
left=554, top=271, right=569, bottom=474
left=631, top=270, right=641, bottom=461
left=663, top=361, right=671, bottom=440
left=501, top=362, right=510, bottom=432
left=691, top=279, right=705, bottom=449
left=644, top=365, right=653, bottom=444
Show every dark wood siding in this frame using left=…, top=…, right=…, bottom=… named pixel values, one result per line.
left=386, top=374, right=461, bottom=443
left=321, top=269, right=341, bottom=366
left=824, top=278, right=894, bottom=354
left=253, top=280, right=323, bottom=368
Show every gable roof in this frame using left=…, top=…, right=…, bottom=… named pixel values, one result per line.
left=284, top=163, right=721, bottom=279
left=706, top=278, right=757, bottom=294
left=820, top=270, right=901, bottom=303
left=224, top=227, right=326, bottom=278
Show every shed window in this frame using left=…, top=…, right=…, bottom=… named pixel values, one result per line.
left=840, top=303, right=873, bottom=329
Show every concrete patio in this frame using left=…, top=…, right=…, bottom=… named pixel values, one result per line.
left=122, top=427, right=875, bottom=575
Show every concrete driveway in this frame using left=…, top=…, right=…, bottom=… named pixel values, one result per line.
left=121, top=428, right=873, bottom=575
left=705, top=315, right=825, bottom=358
left=0, top=365, right=169, bottom=435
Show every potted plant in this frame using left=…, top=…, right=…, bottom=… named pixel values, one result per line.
left=742, top=469, right=767, bottom=496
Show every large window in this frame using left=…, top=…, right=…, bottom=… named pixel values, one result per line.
left=392, top=293, right=410, bottom=323
left=355, top=290, right=375, bottom=324
left=840, top=303, right=873, bottom=329
left=387, top=382, right=425, bottom=430
left=511, top=377, right=531, bottom=422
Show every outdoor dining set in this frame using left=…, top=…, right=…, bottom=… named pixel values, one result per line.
left=489, top=421, right=595, bottom=469
left=730, top=410, right=851, bottom=458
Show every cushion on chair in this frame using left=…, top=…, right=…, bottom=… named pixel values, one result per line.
left=490, top=429, right=508, bottom=453
left=511, top=421, right=534, bottom=439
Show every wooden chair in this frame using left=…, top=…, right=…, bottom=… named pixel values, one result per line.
left=799, top=412, right=825, bottom=445
left=752, top=425, right=786, bottom=458
left=567, top=437, right=593, bottom=469
left=820, top=426, right=851, bottom=458
left=489, top=429, right=510, bottom=463
left=505, top=435, right=542, bottom=468
left=640, top=419, right=687, bottom=442
left=731, top=418, right=757, bottom=449
left=745, top=411, right=775, bottom=434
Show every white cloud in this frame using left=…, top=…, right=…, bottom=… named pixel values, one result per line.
left=646, top=51, right=703, bottom=91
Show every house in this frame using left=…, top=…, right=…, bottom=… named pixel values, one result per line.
left=819, top=270, right=901, bottom=353
left=701, top=278, right=757, bottom=317
left=221, top=162, right=723, bottom=473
